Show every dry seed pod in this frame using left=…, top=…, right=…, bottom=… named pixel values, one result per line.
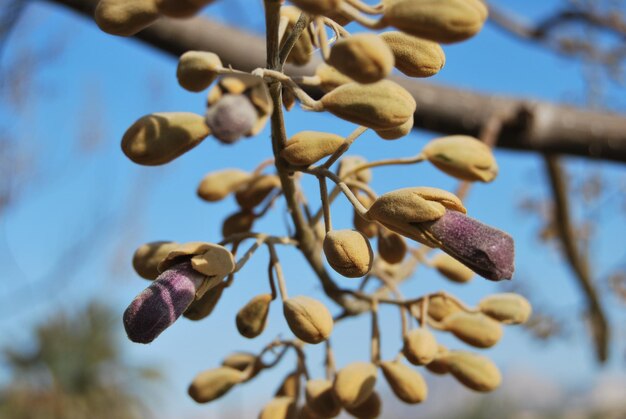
left=206, top=94, right=258, bottom=144
left=321, top=81, right=416, bottom=130
left=235, top=175, right=281, bottom=209
left=121, top=112, right=210, bottom=166
left=374, top=115, right=414, bottom=140
left=283, top=296, right=334, bottom=344
left=327, top=34, right=395, bottom=84
left=305, top=379, right=342, bottom=418
left=338, top=156, right=372, bottom=184
left=343, top=391, right=381, bottom=419
left=259, top=397, right=298, bottom=419
left=323, top=230, right=373, bottom=278
left=276, top=372, right=301, bottom=398
left=378, top=229, right=407, bottom=264
left=222, top=210, right=255, bottom=237
left=426, top=294, right=462, bottom=321
left=380, top=31, right=445, bottom=78
left=402, top=327, right=438, bottom=365
left=425, top=345, right=450, bottom=375
left=188, top=366, right=245, bottom=403
left=431, top=253, right=474, bottom=283
left=380, top=361, right=427, bottom=404
left=236, top=293, right=272, bottom=338
left=445, top=351, right=501, bottom=392
left=197, top=169, right=251, bottom=202
left=333, top=362, right=377, bottom=408
left=132, top=241, right=179, bottom=280
left=291, top=0, right=342, bottom=15
left=184, top=284, right=224, bottom=320
left=281, top=131, right=345, bottom=166
left=442, top=312, right=503, bottom=348
left=281, top=6, right=315, bottom=66
left=422, top=135, right=498, bottom=182
left=382, top=0, right=488, bottom=44
left=478, top=293, right=532, bottom=325
left=177, top=51, right=223, bottom=92
left=315, top=63, right=354, bottom=93
left=94, top=0, right=160, bottom=37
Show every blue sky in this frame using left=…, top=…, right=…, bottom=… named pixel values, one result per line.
left=1, top=1, right=625, bottom=417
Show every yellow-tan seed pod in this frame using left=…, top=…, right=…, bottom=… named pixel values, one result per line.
left=281, top=6, right=315, bottom=66
left=222, top=211, right=255, bottom=237
left=382, top=0, right=488, bottom=44
left=236, top=293, right=272, bottom=339
left=333, top=362, right=377, bottom=408
left=132, top=241, right=179, bottom=280
left=378, top=229, right=407, bottom=264
left=94, top=0, right=160, bottom=37
left=431, top=253, right=474, bottom=283
left=281, top=131, right=345, bottom=166
left=156, top=0, right=213, bottom=18
left=445, top=351, right=502, bottom=392
left=380, top=31, right=445, bottom=78
left=374, top=115, right=414, bottom=140
left=197, top=169, right=251, bottom=202
left=188, top=366, right=245, bottom=403
left=283, top=296, right=334, bottom=344
left=380, top=361, right=427, bottom=404
left=327, top=34, right=395, bottom=84
left=323, top=230, right=373, bottom=278
left=321, top=81, right=416, bottom=130
left=425, top=345, right=450, bottom=375
left=177, top=51, right=223, bottom=92
left=305, top=379, right=342, bottom=418
left=422, top=135, right=498, bottom=182
left=344, top=391, right=381, bottom=419
left=338, top=156, right=372, bottom=184
left=276, top=372, right=301, bottom=398
left=315, top=63, right=354, bottom=93
left=184, top=284, right=224, bottom=320
left=121, top=112, right=210, bottom=166
left=402, top=327, right=438, bottom=365
left=478, top=293, right=532, bottom=325
left=235, top=175, right=282, bottom=210
left=291, top=0, right=342, bottom=15
left=442, top=312, right=503, bottom=348
left=259, top=396, right=297, bottom=419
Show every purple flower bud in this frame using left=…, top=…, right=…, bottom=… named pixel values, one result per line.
left=123, top=261, right=205, bottom=343
left=205, top=94, right=258, bottom=144
left=416, top=211, right=514, bottom=281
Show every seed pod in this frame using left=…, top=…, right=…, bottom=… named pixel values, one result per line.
left=382, top=0, right=488, bottom=44
left=442, top=312, right=503, bottom=348
left=338, top=156, right=372, bottom=184
left=380, top=31, right=445, bottom=78
left=236, top=293, right=272, bottom=339
left=321, top=81, right=416, bottom=130
left=305, top=379, right=342, bottom=418
left=422, top=135, right=498, bottom=182
left=184, top=283, right=224, bottom=320
left=431, top=253, right=474, bottom=283
left=445, top=351, right=502, bottom=392
left=315, top=63, right=354, bottom=93
left=402, top=327, right=438, bottom=365
left=425, top=345, right=450, bottom=375
left=478, top=293, right=532, bottom=325
left=327, top=34, right=394, bottom=84
left=323, top=230, right=373, bottom=278
left=290, top=0, right=342, bottom=15
left=259, top=397, right=297, bottom=419
left=222, top=211, right=255, bottom=237
left=188, top=366, right=245, bottom=403
left=276, top=372, right=301, bottom=398
left=281, top=6, right=315, bottom=66
left=197, top=169, right=251, bottom=202
left=121, top=112, right=210, bottom=166
left=94, top=0, right=160, bottom=37
left=380, top=361, right=427, bottom=404
left=374, top=115, right=414, bottom=140
left=333, top=362, right=377, bottom=408
left=426, top=294, right=462, bottom=321
left=281, top=131, right=345, bottom=166
left=235, top=175, right=281, bottom=209
left=177, top=51, right=222, bottom=92
left=132, top=241, right=179, bottom=280
left=344, top=391, right=381, bottom=419
left=283, top=296, right=334, bottom=344
left=206, top=94, right=258, bottom=144
left=378, top=229, right=407, bottom=264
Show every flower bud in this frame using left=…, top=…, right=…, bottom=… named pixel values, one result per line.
left=315, top=63, right=354, bottom=92
left=157, top=242, right=235, bottom=277
left=305, top=379, right=342, bottom=418
left=425, top=345, right=450, bottom=375
left=378, top=229, right=407, bottom=264
left=422, top=135, right=498, bottom=182
left=281, top=131, right=345, bottom=166
left=177, top=51, right=222, bottom=92
left=321, top=81, right=416, bottom=130
left=184, top=284, right=224, bottom=320
left=431, top=253, right=474, bottom=283
left=382, top=0, right=488, bottom=44
left=299, top=404, right=324, bottom=419
left=222, top=210, right=255, bottom=237
left=121, top=112, right=210, bottom=166
left=188, top=366, right=245, bottom=403
left=205, top=94, right=258, bottom=144
left=123, top=261, right=205, bottom=343
left=323, top=230, right=373, bottom=278
left=380, top=31, right=445, bottom=77
left=333, top=362, right=377, bottom=408
left=197, top=169, right=251, bottom=202
left=281, top=6, right=315, bottom=66
left=221, top=352, right=263, bottom=381
left=426, top=294, right=462, bottom=321
left=276, top=372, right=301, bottom=398
left=442, top=312, right=503, bottom=348
left=132, top=241, right=179, bottom=280
left=328, top=34, right=395, bottom=84
left=236, top=293, right=272, bottom=339
left=478, top=293, right=532, bottom=325
left=380, top=361, right=427, bottom=404
left=445, top=351, right=501, bottom=392
left=259, top=397, right=297, bottom=419
left=235, top=175, right=282, bottom=209
left=94, top=0, right=160, bottom=37
left=344, top=391, right=381, bottom=418
left=283, top=296, right=334, bottom=344
left=338, top=156, right=372, bottom=184
left=402, top=327, right=438, bottom=365
left=374, top=115, right=414, bottom=140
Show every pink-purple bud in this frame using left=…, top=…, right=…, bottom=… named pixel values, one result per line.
left=123, top=261, right=205, bottom=343
left=417, top=211, right=514, bottom=281
left=205, top=94, right=258, bottom=144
